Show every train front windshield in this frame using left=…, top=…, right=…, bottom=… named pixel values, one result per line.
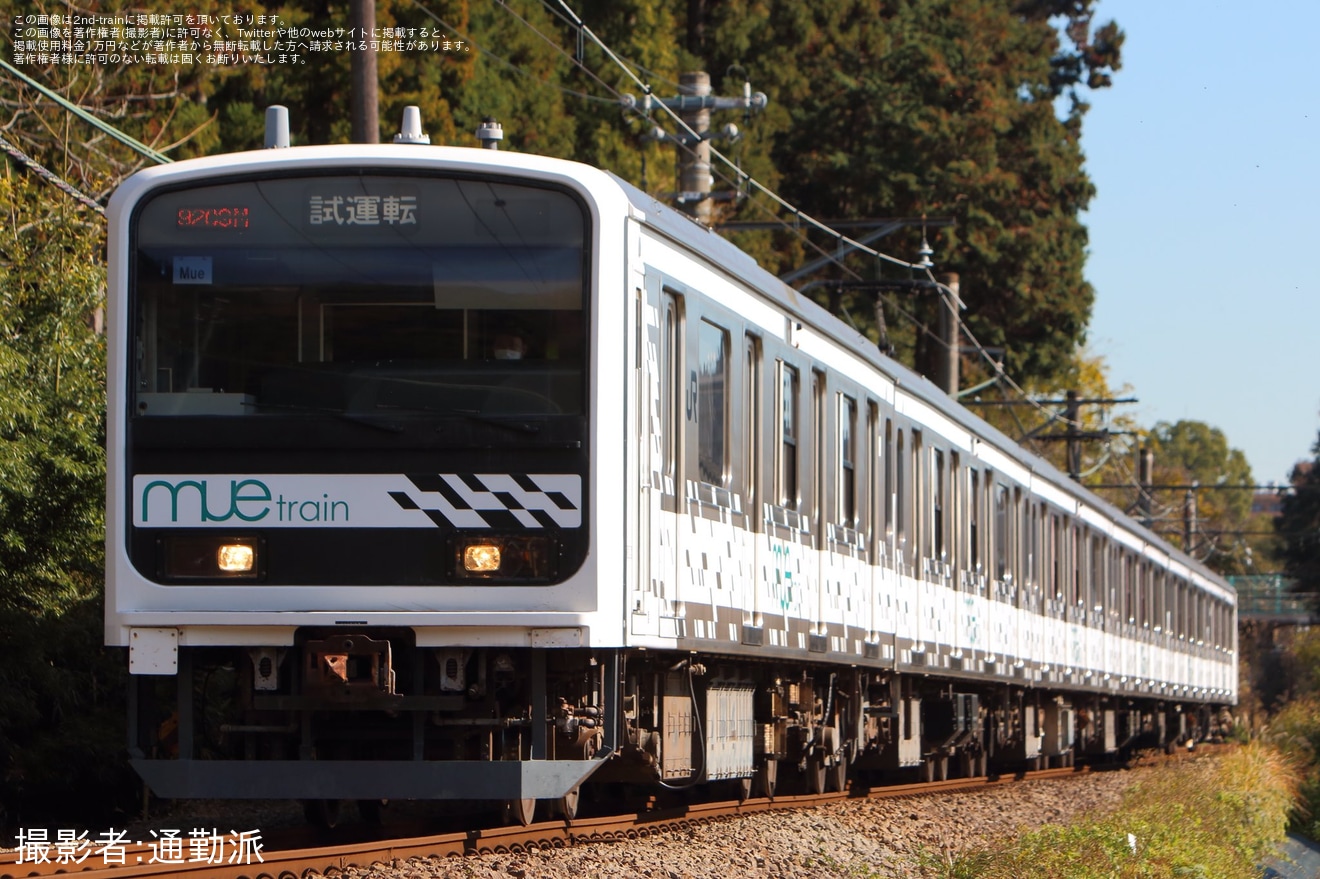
left=131, top=173, right=587, bottom=420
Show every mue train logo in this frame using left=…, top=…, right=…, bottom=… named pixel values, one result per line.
left=132, top=474, right=582, bottom=529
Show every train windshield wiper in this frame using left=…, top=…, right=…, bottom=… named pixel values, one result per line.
left=372, top=403, right=544, bottom=435
left=243, top=399, right=406, bottom=433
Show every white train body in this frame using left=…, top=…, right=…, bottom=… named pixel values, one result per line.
left=105, top=138, right=1235, bottom=808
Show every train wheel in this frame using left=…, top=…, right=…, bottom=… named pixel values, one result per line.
left=959, top=751, right=973, bottom=778
left=505, top=797, right=537, bottom=827
left=936, top=756, right=949, bottom=782
left=828, top=752, right=848, bottom=792
left=558, top=787, right=580, bottom=823
left=736, top=777, right=753, bottom=803
left=357, top=798, right=388, bottom=826
left=921, top=758, right=935, bottom=784
left=755, top=760, right=778, bottom=800
left=303, top=798, right=343, bottom=829
left=806, top=753, right=827, bottom=795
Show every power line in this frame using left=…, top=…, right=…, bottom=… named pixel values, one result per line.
left=0, top=132, right=105, bottom=215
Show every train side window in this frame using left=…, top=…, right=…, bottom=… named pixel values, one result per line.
left=1072, top=525, right=1084, bottom=611
left=933, top=448, right=946, bottom=564
left=697, top=319, right=729, bottom=487
left=812, top=370, right=826, bottom=525
left=955, top=451, right=966, bottom=575
left=661, top=291, right=683, bottom=487
left=912, top=429, right=924, bottom=562
left=1013, top=488, right=1024, bottom=601
left=1028, top=502, right=1039, bottom=594
left=1091, top=535, right=1105, bottom=616
left=776, top=361, right=799, bottom=508
left=1140, top=562, right=1151, bottom=628
left=994, top=483, right=1008, bottom=582
left=839, top=394, right=857, bottom=527
left=744, top=334, right=761, bottom=509
left=895, top=428, right=906, bottom=548
left=969, top=469, right=980, bottom=574
left=865, top=401, right=879, bottom=542
left=1050, top=513, right=1062, bottom=602
left=1158, top=569, right=1165, bottom=633
left=884, top=419, right=895, bottom=542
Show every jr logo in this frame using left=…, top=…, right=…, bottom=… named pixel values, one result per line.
left=140, top=478, right=272, bottom=523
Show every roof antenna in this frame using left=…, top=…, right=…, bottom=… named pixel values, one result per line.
left=476, top=117, right=504, bottom=150
left=393, top=106, right=431, bottom=144
left=264, top=105, right=290, bottom=149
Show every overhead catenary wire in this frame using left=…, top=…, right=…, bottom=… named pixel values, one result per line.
left=410, top=0, right=622, bottom=107
left=0, top=57, right=173, bottom=165
left=475, top=0, right=961, bottom=357
left=532, top=0, right=1115, bottom=441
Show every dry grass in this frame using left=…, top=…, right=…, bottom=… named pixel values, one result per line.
left=932, top=742, right=1300, bottom=879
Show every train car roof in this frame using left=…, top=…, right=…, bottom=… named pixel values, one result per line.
left=609, top=172, right=1233, bottom=598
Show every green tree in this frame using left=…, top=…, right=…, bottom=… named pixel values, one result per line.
left=1277, top=432, right=1320, bottom=596
left=693, top=0, right=1121, bottom=385
left=1143, top=419, right=1262, bottom=574
left=0, top=165, right=129, bottom=828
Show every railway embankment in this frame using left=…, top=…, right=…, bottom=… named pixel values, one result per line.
left=290, top=746, right=1295, bottom=879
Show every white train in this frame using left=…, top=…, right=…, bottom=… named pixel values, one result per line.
left=105, top=108, right=1236, bottom=825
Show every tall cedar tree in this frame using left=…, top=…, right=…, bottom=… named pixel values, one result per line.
left=692, top=0, right=1121, bottom=384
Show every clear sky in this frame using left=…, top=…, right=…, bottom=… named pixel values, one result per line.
left=1083, top=0, right=1320, bottom=485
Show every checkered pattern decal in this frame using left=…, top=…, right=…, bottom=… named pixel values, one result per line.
left=389, top=473, right=581, bottom=529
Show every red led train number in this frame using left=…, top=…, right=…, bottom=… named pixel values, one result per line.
left=176, top=206, right=251, bottom=229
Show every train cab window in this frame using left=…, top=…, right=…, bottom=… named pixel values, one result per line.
left=839, top=394, right=858, bottom=527
left=776, top=361, right=799, bottom=508
left=697, top=320, right=729, bottom=486
left=131, top=174, right=589, bottom=419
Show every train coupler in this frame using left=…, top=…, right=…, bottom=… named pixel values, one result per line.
left=303, top=633, right=398, bottom=703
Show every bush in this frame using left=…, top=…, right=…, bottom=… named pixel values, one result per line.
left=939, top=743, right=1299, bottom=879
left=1264, top=696, right=1320, bottom=840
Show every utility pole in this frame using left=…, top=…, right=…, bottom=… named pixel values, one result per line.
left=678, top=72, right=712, bottom=224
left=963, top=392, right=1137, bottom=481
left=1184, top=481, right=1199, bottom=554
left=350, top=0, right=378, bottom=143
left=633, top=73, right=767, bottom=225
left=1138, top=446, right=1154, bottom=529
left=1064, top=390, right=1082, bottom=481
left=934, top=272, right=960, bottom=398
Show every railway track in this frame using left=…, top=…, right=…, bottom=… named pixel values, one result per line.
left=0, top=766, right=1087, bottom=879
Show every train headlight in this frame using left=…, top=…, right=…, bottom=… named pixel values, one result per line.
left=453, top=535, right=555, bottom=581
left=464, top=543, right=502, bottom=572
left=161, top=535, right=261, bottom=580
left=218, top=543, right=256, bottom=572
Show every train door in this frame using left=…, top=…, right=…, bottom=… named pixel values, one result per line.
left=633, top=277, right=684, bottom=639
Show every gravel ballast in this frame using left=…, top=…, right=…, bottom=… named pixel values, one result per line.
left=311, top=769, right=1140, bottom=879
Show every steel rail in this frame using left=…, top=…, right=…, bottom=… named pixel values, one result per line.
left=0, top=764, right=1115, bottom=879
